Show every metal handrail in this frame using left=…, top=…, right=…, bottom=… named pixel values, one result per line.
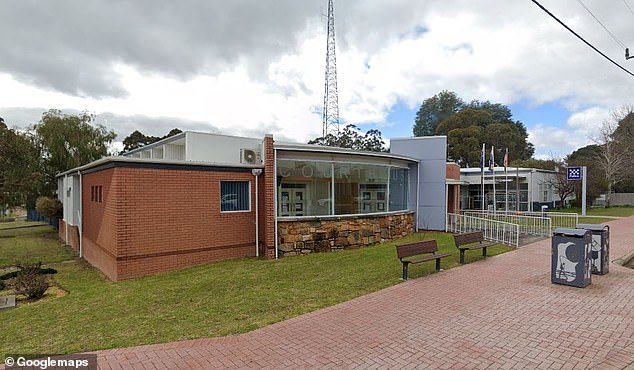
left=446, top=213, right=519, bottom=247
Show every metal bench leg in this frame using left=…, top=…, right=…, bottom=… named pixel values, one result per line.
left=483, top=247, right=487, bottom=257
left=402, top=262, right=409, bottom=280
left=460, top=250, right=465, bottom=264
left=435, top=258, right=441, bottom=271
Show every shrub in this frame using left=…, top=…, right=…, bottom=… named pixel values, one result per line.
left=35, top=196, right=62, bottom=218
left=0, top=280, right=5, bottom=290
left=3, top=262, right=54, bottom=299
left=14, top=271, right=49, bottom=300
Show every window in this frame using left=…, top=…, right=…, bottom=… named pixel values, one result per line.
left=221, top=181, right=250, bottom=212
left=91, top=186, right=103, bottom=203
left=277, top=159, right=409, bottom=217
left=389, top=168, right=409, bottom=211
left=277, top=160, right=331, bottom=216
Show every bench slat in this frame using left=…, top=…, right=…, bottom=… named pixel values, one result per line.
left=408, top=252, right=451, bottom=264
left=396, top=240, right=438, bottom=259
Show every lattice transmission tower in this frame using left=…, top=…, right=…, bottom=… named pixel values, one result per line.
left=322, top=0, right=340, bottom=137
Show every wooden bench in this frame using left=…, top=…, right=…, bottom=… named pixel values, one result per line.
left=452, top=231, right=496, bottom=264
left=396, top=240, right=451, bottom=280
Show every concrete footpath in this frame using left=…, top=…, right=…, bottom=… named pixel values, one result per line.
left=94, top=217, right=634, bottom=369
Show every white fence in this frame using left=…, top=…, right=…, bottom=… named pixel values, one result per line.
left=463, top=210, right=578, bottom=230
left=446, top=213, right=519, bottom=247
left=462, top=211, right=552, bottom=237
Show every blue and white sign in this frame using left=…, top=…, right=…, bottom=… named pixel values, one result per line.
left=567, top=167, right=582, bottom=181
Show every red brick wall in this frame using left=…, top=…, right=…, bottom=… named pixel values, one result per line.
left=58, top=219, right=80, bottom=253
left=81, top=166, right=260, bottom=280
left=445, top=163, right=461, bottom=214
left=446, top=163, right=460, bottom=180
left=262, top=135, right=276, bottom=259
left=82, top=168, right=119, bottom=280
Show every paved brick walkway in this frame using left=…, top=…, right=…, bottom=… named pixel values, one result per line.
left=94, top=217, right=634, bottom=369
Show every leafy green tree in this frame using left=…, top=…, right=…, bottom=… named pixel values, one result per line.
left=413, top=90, right=464, bottom=136
left=308, top=124, right=386, bottom=152
left=466, top=100, right=513, bottom=123
left=0, top=125, right=42, bottom=209
left=435, top=109, right=493, bottom=134
left=122, top=128, right=183, bottom=152
left=511, top=159, right=557, bottom=171
left=413, top=91, right=534, bottom=165
left=122, top=130, right=160, bottom=152
left=611, top=106, right=634, bottom=192
left=32, top=110, right=116, bottom=196
left=446, top=126, right=482, bottom=166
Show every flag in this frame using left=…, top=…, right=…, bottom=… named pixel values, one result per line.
left=489, top=146, right=495, bottom=172
left=503, top=148, right=508, bottom=174
left=479, top=143, right=485, bottom=174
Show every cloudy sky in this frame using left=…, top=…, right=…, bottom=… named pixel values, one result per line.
left=1, top=0, right=633, bottom=158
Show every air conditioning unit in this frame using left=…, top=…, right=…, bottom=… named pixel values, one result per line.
left=240, top=148, right=261, bottom=164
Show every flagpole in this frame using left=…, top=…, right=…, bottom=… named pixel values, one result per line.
left=516, top=166, right=520, bottom=211
left=491, top=146, right=496, bottom=212
left=480, top=143, right=485, bottom=211
left=505, top=148, right=508, bottom=212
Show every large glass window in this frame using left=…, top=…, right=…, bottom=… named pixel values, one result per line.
left=221, top=181, right=250, bottom=212
left=277, top=160, right=332, bottom=216
left=389, top=168, right=409, bottom=211
left=334, top=163, right=388, bottom=215
left=277, top=159, right=409, bottom=217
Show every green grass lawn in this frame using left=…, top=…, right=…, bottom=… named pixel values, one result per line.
left=553, top=206, right=634, bottom=218
left=0, top=223, right=75, bottom=267
left=0, top=227, right=513, bottom=355
left=0, top=220, right=47, bottom=230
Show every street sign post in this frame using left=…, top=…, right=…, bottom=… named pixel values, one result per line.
left=567, top=167, right=581, bottom=180
left=567, top=166, right=587, bottom=216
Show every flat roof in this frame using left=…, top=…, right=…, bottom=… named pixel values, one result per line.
left=57, top=156, right=263, bottom=177
left=275, top=142, right=419, bottom=163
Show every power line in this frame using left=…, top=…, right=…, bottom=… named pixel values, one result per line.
left=576, top=0, right=625, bottom=49
left=530, top=0, right=634, bottom=78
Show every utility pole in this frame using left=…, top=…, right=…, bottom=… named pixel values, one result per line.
left=322, top=0, right=340, bottom=137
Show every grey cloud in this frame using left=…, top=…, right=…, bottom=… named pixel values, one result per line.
left=0, top=107, right=303, bottom=144
left=0, top=0, right=446, bottom=99
left=0, top=107, right=220, bottom=140
left=0, top=0, right=323, bottom=98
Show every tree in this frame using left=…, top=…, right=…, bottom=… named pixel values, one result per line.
left=413, top=90, right=464, bottom=136
left=0, top=125, right=42, bottom=209
left=413, top=91, right=534, bottom=165
left=308, top=124, right=386, bottom=152
left=611, top=106, right=634, bottom=192
left=122, top=128, right=183, bottom=152
left=466, top=100, right=513, bottom=123
left=511, top=159, right=557, bottom=171
left=593, top=114, right=632, bottom=207
left=32, top=109, right=116, bottom=196
left=122, top=130, right=159, bottom=152
left=568, top=145, right=605, bottom=206
left=0, top=117, right=5, bottom=129
left=542, top=161, right=575, bottom=208
left=446, top=126, right=482, bottom=166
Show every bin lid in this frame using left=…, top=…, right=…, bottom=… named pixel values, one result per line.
left=553, top=228, right=589, bottom=237
left=576, top=223, right=608, bottom=231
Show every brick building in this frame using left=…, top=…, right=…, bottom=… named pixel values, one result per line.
left=58, top=132, right=449, bottom=280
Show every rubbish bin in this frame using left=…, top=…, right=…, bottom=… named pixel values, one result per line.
left=552, top=228, right=592, bottom=288
left=576, top=224, right=610, bottom=275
